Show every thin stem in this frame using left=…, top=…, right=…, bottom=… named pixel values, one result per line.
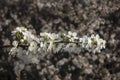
left=54, top=41, right=79, bottom=44
left=0, top=45, right=28, bottom=48
left=0, top=41, right=80, bottom=48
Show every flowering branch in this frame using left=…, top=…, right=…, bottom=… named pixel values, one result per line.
left=9, top=27, right=106, bottom=56
left=7, top=26, right=106, bottom=66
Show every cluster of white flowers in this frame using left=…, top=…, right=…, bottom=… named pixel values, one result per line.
left=79, top=34, right=106, bottom=53
left=9, top=27, right=106, bottom=63
left=10, top=27, right=106, bottom=56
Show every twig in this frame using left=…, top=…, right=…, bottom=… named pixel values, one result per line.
left=0, top=41, right=80, bottom=48
left=0, top=45, right=28, bottom=48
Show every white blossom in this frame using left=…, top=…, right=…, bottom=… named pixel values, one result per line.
left=67, top=31, right=78, bottom=41
left=79, top=36, right=89, bottom=48
left=64, top=43, right=77, bottom=53
left=9, top=47, right=17, bottom=55
left=12, top=40, right=18, bottom=47
left=28, top=41, right=38, bottom=53
left=12, top=27, right=27, bottom=35
left=53, top=43, right=65, bottom=53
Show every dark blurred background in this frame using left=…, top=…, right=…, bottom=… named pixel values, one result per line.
left=0, top=0, right=120, bottom=80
